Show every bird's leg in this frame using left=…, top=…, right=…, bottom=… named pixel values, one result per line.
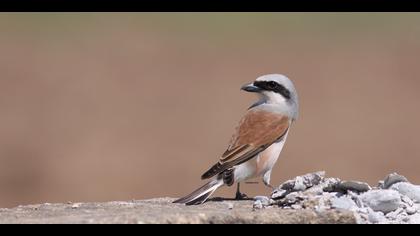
left=263, top=179, right=275, bottom=189
left=265, top=183, right=275, bottom=190
left=263, top=171, right=275, bottom=190
left=235, top=183, right=249, bottom=200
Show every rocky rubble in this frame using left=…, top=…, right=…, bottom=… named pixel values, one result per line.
left=253, top=171, right=420, bottom=224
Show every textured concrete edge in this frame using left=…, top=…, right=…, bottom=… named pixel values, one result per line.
left=0, top=198, right=357, bottom=224
left=159, top=209, right=357, bottom=224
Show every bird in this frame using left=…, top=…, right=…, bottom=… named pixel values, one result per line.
left=173, top=74, right=299, bottom=205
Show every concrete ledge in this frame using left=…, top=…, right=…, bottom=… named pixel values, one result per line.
left=0, top=198, right=356, bottom=224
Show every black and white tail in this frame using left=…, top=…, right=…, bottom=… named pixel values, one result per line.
left=173, top=179, right=224, bottom=205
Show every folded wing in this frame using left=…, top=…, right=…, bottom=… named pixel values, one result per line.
left=201, top=109, right=290, bottom=180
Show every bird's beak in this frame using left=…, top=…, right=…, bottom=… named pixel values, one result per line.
left=241, top=83, right=261, bottom=93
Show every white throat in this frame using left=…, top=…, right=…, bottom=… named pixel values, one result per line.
left=251, top=91, right=294, bottom=118
left=262, top=91, right=287, bottom=105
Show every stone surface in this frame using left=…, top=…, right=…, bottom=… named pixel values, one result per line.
left=386, top=207, right=404, bottom=220
left=405, top=206, right=417, bottom=215
left=390, top=182, right=420, bottom=203
left=254, top=196, right=272, bottom=206
left=359, top=190, right=402, bottom=214
left=337, top=181, right=372, bottom=193
left=271, top=189, right=288, bottom=199
left=383, top=173, right=408, bottom=189
left=331, top=196, right=358, bottom=211
left=268, top=172, right=420, bottom=224
left=409, top=213, right=420, bottom=224
left=253, top=200, right=264, bottom=210
left=272, top=171, right=325, bottom=199
left=319, top=177, right=341, bottom=193
left=0, top=198, right=356, bottom=224
left=367, top=209, right=386, bottom=224
left=401, top=195, right=414, bottom=207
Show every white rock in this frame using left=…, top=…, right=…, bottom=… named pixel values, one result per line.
left=390, top=182, right=420, bottom=203
left=354, top=212, right=369, bottom=224
left=254, top=196, right=268, bottom=201
left=406, top=206, right=417, bottom=215
left=385, top=207, right=404, bottom=220
left=388, top=211, right=410, bottom=224
left=278, top=180, right=295, bottom=191
left=284, top=192, right=301, bottom=204
left=357, top=207, right=370, bottom=215
left=271, top=189, right=288, bottom=199
left=71, top=203, right=82, bottom=209
left=409, top=213, right=420, bottom=224
left=402, top=216, right=411, bottom=223
left=347, top=191, right=364, bottom=208
left=367, top=208, right=386, bottom=224
left=274, top=171, right=325, bottom=194
left=331, top=197, right=357, bottom=210
left=320, top=177, right=341, bottom=192
left=254, top=196, right=271, bottom=206
left=291, top=204, right=302, bottom=210
left=293, top=176, right=306, bottom=191
left=401, top=195, right=414, bottom=207
left=253, top=200, right=263, bottom=210
left=304, top=185, right=324, bottom=195
left=301, top=171, right=325, bottom=187
left=314, top=198, right=329, bottom=213
left=360, top=190, right=402, bottom=214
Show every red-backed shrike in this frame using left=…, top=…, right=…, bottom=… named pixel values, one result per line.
left=174, top=74, right=299, bottom=205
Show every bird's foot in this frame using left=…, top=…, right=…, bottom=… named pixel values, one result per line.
left=235, top=192, right=250, bottom=201
left=267, top=184, right=275, bottom=191
left=263, top=180, right=275, bottom=191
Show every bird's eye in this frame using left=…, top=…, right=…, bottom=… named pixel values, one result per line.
left=267, top=81, right=277, bottom=89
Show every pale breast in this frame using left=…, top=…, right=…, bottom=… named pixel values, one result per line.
left=233, top=135, right=288, bottom=183
left=255, top=133, right=288, bottom=176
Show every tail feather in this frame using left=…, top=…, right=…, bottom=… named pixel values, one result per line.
left=173, top=179, right=224, bottom=205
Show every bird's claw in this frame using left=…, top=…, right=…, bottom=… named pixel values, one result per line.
left=235, top=192, right=250, bottom=200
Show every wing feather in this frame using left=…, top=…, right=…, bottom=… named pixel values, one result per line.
left=201, top=109, right=290, bottom=180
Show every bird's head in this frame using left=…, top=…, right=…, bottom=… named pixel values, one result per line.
left=241, top=74, right=299, bottom=120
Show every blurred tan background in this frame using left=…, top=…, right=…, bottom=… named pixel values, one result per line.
left=0, top=13, right=419, bottom=208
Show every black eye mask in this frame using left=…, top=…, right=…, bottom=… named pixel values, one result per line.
left=253, top=81, right=291, bottom=100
